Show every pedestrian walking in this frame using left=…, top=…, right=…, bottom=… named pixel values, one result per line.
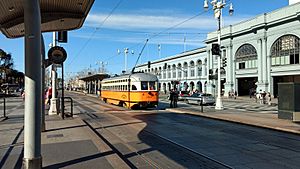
left=259, top=90, right=264, bottom=104
left=173, top=90, right=178, bottom=108
left=234, top=91, right=237, bottom=99
left=169, top=90, right=174, bottom=108
left=267, top=92, right=271, bottom=105
left=46, top=86, right=52, bottom=105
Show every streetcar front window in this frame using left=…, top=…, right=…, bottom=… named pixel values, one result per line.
left=141, top=81, right=148, bottom=90
left=132, top=85, right=137, bottom=90
left=149, top=81, right=156, bottom=90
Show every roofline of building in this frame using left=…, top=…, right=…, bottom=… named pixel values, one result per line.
left=204, top=2, right=300, bottom=43
left=135, top=47, right=206, bottom=68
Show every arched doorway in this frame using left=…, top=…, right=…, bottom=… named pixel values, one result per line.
left=163, top=83, right=166, bottom=94
left=183, top=82, right=188, bottom=91
left=167, top=82, right=171, bottom=91
left=235, top=44, right=258, bottom=96
left=197, top=81, right=202, bottom=92
left=190, top=81, right=194, bottom=92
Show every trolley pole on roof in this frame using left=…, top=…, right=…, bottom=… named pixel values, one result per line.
left=23, top=0, right=42, bottom=168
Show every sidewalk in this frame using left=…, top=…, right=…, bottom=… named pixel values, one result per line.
left=0, top=98, right=127, bottom=169
left=166, top=102, right=300, bottom=135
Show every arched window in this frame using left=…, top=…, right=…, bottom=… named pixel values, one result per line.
left=235, top=44, right=257, bottom=69
left=158, top=67, right=162, bottom=79
left=167, top=65, right=171, bottom=78
left=271, top=35, right=300, bottom=66
left=163, top=65, right=166, bottom=79
left=177, top=63, right=182, bottom=78
left=190, top=61, right=195, bottom=77
left=172, top=64, right=176, bottom=78
left=197, top=60, right=202, bottom=76
left=183, top=62, right=188, bottom=78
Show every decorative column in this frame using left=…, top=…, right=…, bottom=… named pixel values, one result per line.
left=256, top=38, right=263, bottom=92
left=257, top=37, right=268, bottom=92
left=94, top=80, right=97, bottom=95
left=224, top=44, right=234, bottom=97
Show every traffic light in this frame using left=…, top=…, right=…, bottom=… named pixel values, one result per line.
left=211, top=43, right=220, bottom=55
left=58, top=31, right=68, bottom=43
left=222, top=57, right=227, bottom=67
left=148, top=61, right=151, bottom=68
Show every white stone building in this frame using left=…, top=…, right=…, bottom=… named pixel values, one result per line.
left=136, top=1, right=300, bottom=97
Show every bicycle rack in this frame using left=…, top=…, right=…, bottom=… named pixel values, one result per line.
left=60, top=97, right=73, bottom=119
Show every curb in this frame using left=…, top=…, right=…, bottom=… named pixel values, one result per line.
left=166, top=108, right=300, bottom=135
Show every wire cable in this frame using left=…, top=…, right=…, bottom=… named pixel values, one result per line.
left=68, top=0, right=124, bottom=67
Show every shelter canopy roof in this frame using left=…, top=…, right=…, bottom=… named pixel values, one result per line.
left=79, top=74, right=110, bottom=82
left=0, top=0, right=94, bottom=38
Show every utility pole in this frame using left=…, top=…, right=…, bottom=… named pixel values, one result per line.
left=49, top=32, right=59, bottom=115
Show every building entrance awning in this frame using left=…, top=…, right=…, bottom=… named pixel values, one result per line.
left=0, top=0, right=94, bottom=38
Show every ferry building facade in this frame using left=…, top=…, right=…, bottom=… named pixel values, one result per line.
left=136, top=2, right=300, bottom=97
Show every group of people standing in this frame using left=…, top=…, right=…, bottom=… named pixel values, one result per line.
left=255, top=90, right=272, bottom=105
left=169, top=89, right=179, bottom=108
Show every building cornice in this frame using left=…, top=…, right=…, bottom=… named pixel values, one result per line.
left=205, top=3, right=300, bottom=44
left=136, top=47, right=206, bottom=68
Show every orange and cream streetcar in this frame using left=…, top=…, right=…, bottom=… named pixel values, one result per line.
left=100, top=72, right=159, bottom=109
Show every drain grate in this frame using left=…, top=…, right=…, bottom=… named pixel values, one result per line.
left=47, top=134, right=64, bottom=138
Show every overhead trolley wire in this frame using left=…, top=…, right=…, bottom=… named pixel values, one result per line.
left=68, top=0, right=124, bottom=67
left=102, top=7, right=215, bottom=65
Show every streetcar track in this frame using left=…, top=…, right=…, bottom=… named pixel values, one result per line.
left=82, top=112, right=162, bottom=169
left=73, top=95, right=232, bottom=169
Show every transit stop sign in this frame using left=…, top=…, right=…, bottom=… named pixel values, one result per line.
left=48, top=46, right=67, bottom=64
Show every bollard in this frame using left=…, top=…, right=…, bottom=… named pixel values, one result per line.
left=3, top=97, right=6, bottom=118
left=200, top=99, right=203, bottom=112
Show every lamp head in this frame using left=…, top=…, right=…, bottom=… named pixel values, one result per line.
left=229, top=3, right=234, bottom=16
left=203, top=0, right=209, bottom=11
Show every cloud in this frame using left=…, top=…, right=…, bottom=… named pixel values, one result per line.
left=86, top=12, right=251, bottom=31
left=72, top=33, right=205, bottom=47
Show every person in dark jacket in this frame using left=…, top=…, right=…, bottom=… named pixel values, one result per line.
left=169, top=89, right=174, bottom=108
left=173, top=89, right=179, bottom=108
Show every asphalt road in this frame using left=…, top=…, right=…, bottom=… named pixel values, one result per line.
left=68, top=92, right=300, bottom=169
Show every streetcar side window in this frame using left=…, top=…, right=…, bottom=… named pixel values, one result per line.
left=149, top=82, right=156, bottom=90
left=141, top=81, right=148, bottom=90
left=132, top=85, right=137, bottom=90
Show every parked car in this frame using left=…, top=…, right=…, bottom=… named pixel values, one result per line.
left=185, top=93, right=215, bottom=105
left=178, top=91, right=190, bottom=101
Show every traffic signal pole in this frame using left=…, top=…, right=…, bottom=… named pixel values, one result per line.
left=215, top=15, right=224, bottom=110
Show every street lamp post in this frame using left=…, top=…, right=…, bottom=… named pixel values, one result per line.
left=118, top=48, right=134, bottom=72
left=204, top=0, right=233, bottom=110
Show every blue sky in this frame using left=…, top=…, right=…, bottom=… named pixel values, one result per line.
left=0, top=0, right=289, bottom=77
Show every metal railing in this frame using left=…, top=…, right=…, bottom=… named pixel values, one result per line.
left=60, top=97, right=73, bottom=119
